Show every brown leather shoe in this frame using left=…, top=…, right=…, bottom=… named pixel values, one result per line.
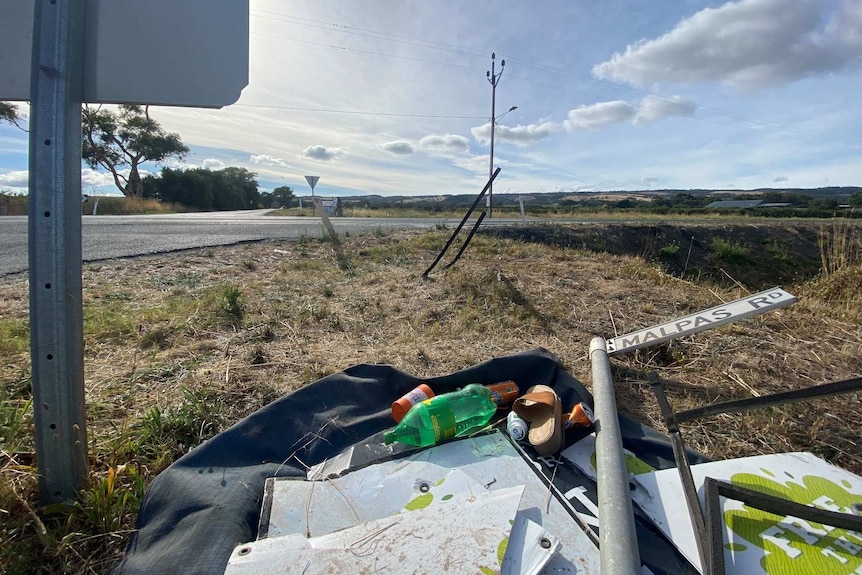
left=512, top=385, right=563, bottom=455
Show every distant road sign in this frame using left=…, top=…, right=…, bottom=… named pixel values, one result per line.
left=305, top=176, right=320, bottom=196
left=0, top=0, right=248, bottom=107
left=607, top=287, right=797, bottom=355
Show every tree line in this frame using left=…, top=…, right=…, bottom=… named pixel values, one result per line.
left=3, top=101, right=295, bottom=210
left=141, top=167, right=294, bottom=211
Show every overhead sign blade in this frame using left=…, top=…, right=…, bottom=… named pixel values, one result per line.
left=607, top=287, right=797, bottom=356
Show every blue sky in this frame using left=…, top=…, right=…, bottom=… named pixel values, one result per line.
left=2, top=0, right=861, bottom=197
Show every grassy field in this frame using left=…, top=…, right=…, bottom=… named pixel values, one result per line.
left=1, top=222, right=860, bottom=573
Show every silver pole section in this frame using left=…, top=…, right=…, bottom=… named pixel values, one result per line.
left=28, top=0, right=88, bottom=504
left=590, top=336, right=640, bottom=575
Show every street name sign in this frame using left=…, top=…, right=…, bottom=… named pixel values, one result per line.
left=607, top=287, right=797, bottom=355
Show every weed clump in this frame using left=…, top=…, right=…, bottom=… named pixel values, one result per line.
left=709, top=237, right=750, bottom=264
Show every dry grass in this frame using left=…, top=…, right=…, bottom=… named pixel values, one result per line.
left=1, top=226, right=860, bottom=573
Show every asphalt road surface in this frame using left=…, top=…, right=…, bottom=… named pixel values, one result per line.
left=0, top=210, right=454, bottom=275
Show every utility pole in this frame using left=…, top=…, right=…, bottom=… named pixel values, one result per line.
left=486, top=53, right=505, bottom=219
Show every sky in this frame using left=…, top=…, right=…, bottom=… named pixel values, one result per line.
left=1, top=0, right=862, bottom=198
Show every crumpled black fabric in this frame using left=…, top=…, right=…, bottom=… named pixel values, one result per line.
left=112, top=347, right=706, bottom=575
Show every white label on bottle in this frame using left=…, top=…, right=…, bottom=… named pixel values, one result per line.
left=507, top=412, right=528, bottom=441
left=405, top=388, right=430, bottom=406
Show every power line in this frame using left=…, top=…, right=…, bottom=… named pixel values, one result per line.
left=251, top=32, right=486, bottom=73
left=250, top=10, right=858, bottom=150
left=250, top=9, right=488, bottom=59
left=233, top=102, right=484, bottom=119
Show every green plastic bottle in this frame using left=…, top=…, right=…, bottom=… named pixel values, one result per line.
left=383, top=384, right=497, bottom=447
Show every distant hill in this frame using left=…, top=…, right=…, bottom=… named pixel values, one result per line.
left=340, top=187, right=861, bottom=209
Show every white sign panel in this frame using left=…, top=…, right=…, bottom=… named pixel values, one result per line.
left=633, top=452, right=862, bottom=574
left=0, top=0, right=248, bottom=107
left=607, top=287, right=797, bottom=355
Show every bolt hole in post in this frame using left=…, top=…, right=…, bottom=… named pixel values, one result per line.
left=44, top=211, right=50, bottom=217
left=45, top=283, right=51, bottom=289
left=47, top=354, right=53, bottom=360
left=44, top=139, right=51, bottom=145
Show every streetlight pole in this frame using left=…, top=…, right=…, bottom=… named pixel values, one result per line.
left=486, top=53, right=505, bottom=219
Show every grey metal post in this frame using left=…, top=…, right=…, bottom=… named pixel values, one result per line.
left=590, top=337, right=640, bottom=575
left=28, top=0, right=88, bottom=504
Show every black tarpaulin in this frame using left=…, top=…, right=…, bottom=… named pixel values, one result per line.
left=112, top=348, right=706, bottom=575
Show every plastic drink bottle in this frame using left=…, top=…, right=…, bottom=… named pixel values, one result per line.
left=383, top=384, right=497, bottom=447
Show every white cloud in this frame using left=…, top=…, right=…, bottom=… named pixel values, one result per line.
left=640, top=176, right=660, bottom=185
left=81, top=168, right=154, bottom=188
left=0, top=170, right=28, bottom=188
left=773, top=176, right=789, bottom=183
left=1, top=168, right=155, bottom=192
left=468, top=96, right=696, bottom=146
left=303, top=145, right=345, bottom=161
left=563, top=101, right=636, bottom=131
left=471, top=122, right=559, bottom=146
left=451, top=154, right=494, bottom=174
left=250, top=154, right=289, bottom=168
left=592, top=0, right=862, bottom=91
left=81, top=169, right=117, bottom=187
left=380, top=140, right=416, bottom=155
left=202, top=158, right=226, bottom=170
left=419, top=134, right=470, bottom=154
left=634, top=95, right=697, bottom=125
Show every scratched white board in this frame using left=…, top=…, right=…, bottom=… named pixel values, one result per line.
left=255, top=432, right=599, bottom=574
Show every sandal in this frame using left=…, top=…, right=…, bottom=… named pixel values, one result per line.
left=512, top=385, right=563, bottom=455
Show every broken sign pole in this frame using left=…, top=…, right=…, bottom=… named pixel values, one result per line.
left=590, top=337, right=641, bottom=575
left=421, top=167, right=499, bottom=277
left=28, top=0, right=88, bottom=503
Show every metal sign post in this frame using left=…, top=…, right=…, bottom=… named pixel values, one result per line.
left=28, top=0, right=88, bottom=504
left=5, top=0, right=250, bottom=505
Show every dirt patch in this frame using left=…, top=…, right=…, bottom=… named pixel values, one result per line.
left=481, top=222, right=826, bottom=290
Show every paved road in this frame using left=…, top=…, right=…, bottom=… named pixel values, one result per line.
left=1, top=210, right=455, bottom=275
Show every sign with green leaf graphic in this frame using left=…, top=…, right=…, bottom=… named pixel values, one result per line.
left=629, top=452, right=862, bottom=574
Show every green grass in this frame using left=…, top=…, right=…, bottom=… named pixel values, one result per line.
left=150, top=271, right=204, bottom=290
left=0, top=318, right=29, bottom=356
left=709, top=237, right=751, bottom=264
left=658, top=241, right=680, bottom=257
left=184, top=284, right=247, bottom=329
left=135, top=387, right=227, bottom=471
